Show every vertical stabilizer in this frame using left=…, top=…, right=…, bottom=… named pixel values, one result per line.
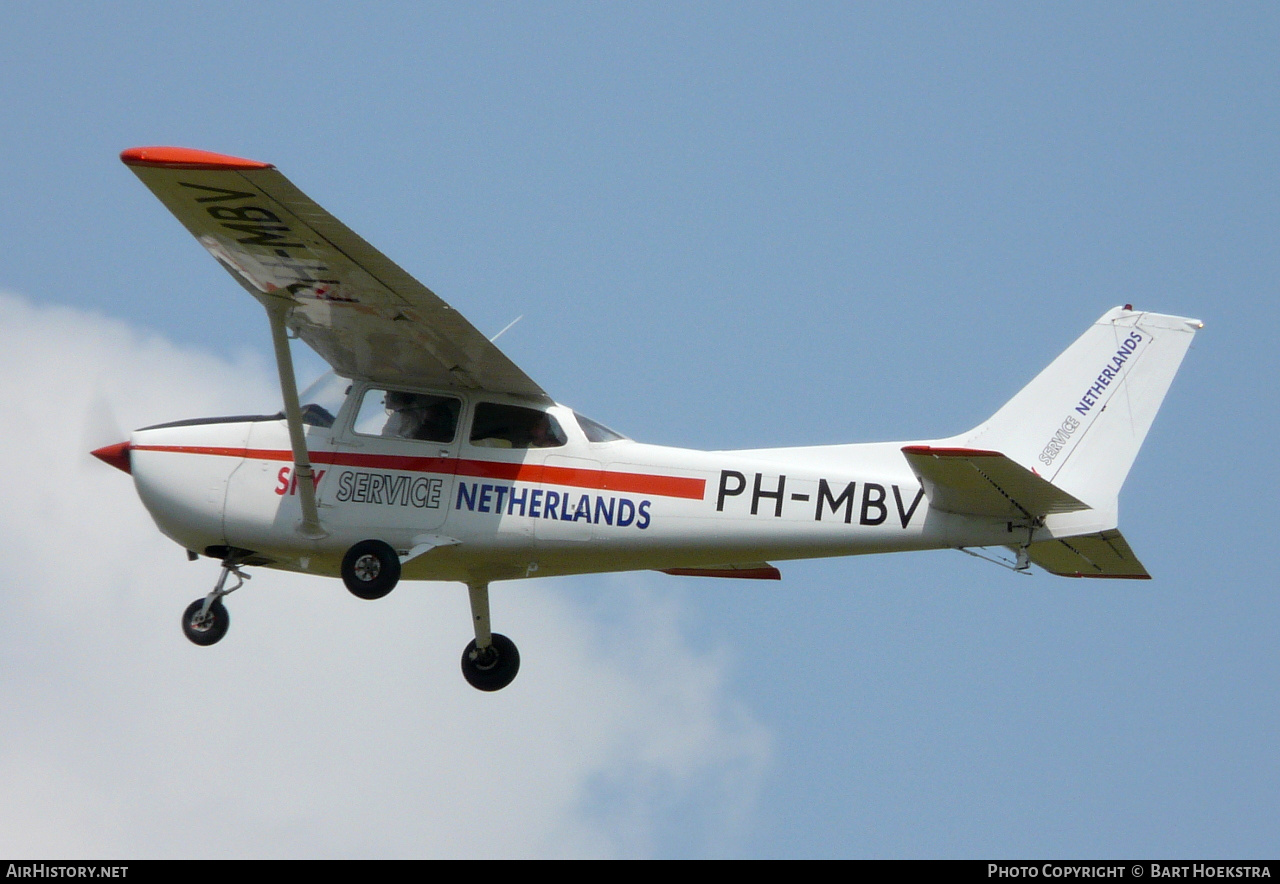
left=959, top=307, right=1201, bottom=509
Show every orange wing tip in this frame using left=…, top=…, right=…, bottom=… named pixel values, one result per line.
left=120, top=146, right=273, bottom=171
left=91, top=441, right=132, bottom=474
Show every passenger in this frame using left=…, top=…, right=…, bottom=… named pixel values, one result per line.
left=415, top=401, right=455, bottom=442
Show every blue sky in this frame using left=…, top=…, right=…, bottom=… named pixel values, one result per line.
left=1, top=2, right=1276, bottom=858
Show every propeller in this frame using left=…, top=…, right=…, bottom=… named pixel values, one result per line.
left=85, top=385, right=132, bottom=474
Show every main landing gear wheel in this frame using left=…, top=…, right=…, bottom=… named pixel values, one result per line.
left=461, top=633, right=520, bottom=692
left=182, top=598, right=229, bottom=646
left=342, top=539, right=401, bottom=600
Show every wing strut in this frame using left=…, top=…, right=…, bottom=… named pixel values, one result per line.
left=266, top=302, right=326, bottom=539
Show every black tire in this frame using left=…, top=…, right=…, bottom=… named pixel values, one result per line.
left=182, top=598, right=229, bottom=646
left=341, top=540, right=401, bottom=600
left=461, top=633, right=520, bottom=692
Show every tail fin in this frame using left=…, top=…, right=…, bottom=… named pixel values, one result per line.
left=959, top=307, right=1201, bottom=509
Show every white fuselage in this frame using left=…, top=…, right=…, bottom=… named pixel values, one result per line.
left=127, top=381, right=1053, bottom=586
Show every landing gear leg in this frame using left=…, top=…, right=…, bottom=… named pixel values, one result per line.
left=460, top=581, right=520, bottom=691
left=181, top=562, right=250, bottom=646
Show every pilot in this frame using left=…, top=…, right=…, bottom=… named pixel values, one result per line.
left=384, top=392, right=455, bottom=442
left=526, top=412, right=563, bottom=448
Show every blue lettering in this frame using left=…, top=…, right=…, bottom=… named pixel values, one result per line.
left=450, top=482, right=656, bottom=529
left=456, top=482, right=477, bottom=511
left=1076, top=330, right=1145, bottom=415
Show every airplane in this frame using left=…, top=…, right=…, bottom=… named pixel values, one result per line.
left=93, top=146, right=1203, bottom=691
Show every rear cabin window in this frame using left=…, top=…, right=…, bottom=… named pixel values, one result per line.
left=469, top=403, right=566, bottom=449
left=353, top=389, right=461, bottom=443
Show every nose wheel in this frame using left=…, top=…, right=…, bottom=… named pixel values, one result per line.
left=181, top=562, right=248, bottom=647
left=182, top=597, right=229, bottom=645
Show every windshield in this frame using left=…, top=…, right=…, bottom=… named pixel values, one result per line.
left=574, top=412, right=628, bottom=442
left=297, top=371, right=351, bottom=428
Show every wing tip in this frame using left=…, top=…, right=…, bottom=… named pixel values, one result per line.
left=121, top=146, right=273, bottom=171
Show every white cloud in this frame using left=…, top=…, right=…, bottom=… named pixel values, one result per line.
left=0, top=292, right=770, bottom=858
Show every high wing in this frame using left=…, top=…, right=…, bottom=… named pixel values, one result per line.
left=122, top=146, right=547, bottom=401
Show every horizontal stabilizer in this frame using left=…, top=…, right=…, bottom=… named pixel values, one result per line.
left=902, top=445, right=1090, bottom=520
left=660, top=563, right=781, bottom=580
left=1023, top=529, right=1151, bottom=579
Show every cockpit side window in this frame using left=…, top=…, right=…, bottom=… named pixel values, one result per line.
left=353, top=389, right=461, bottom=443
left=470, top=403, right=566, bottom=449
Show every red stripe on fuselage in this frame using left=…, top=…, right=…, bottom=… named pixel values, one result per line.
left=130, top=445, right=707, bottom=500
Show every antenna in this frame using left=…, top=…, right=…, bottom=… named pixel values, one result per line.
left=489, top=314, right=524, bottom=343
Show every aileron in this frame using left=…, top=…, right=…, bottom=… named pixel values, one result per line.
left=660, top=563, right=782, bottom=580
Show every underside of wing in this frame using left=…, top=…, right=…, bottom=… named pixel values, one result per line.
left=122, top=147, right=547, bottom=400
left=1021, top=529, right=1151, bottom=579
left=902, top=445, right=1090, bottom=520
